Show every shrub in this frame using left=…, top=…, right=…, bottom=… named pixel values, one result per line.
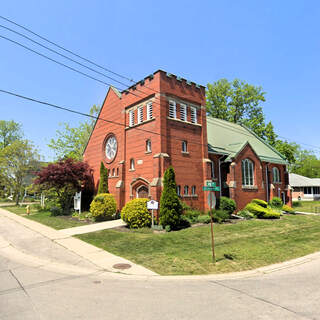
left=98, top=162, right=109, bottom=194
left=270, top=197, right=283, bottom=208
left=180, top=200, right=191, bottom=213
left=237, top=209, right=255, bottom=219
left=176, top=216, right=191, bottom=230
left=90, top=193, right=117, bottom=221
left=121, top=198, right=151, bottom=228
left=292, top=201, right=301, bottom=208
left=50, top=206, right=63, bottom=216
left=159, top=167, right=182, bottom=229
left=210, top=209, right=229, bottom=223
left=282, top=205, right=295, bottom=214
left=184, top=209, right=202, bottom=223
left=245, top=203, right=268, bottom=218
left=251, top=199, right=268, bottom=208
left=218, top=197, right=236, bottom=215
left=197, top=215, right=211, bottom=224
left=262, top=210, right=281, bottom=219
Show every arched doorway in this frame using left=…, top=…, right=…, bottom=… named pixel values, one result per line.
left=136, top=185, right=149, bottom=198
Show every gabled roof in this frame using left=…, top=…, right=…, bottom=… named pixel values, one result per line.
left=207, top=117, right=288, bottom=164
left=289, top=173, right=320, bottom=187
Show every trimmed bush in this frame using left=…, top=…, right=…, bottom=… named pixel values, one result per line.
left=90, top=193, right=116, bottom=221
left=218, top=197, right=236, bottom=215
left=263, top=210, right=281, bottom=219
left=98, top=162, right=109, bottom=194
left=245, top=203, right=268, bottom=218
left=184, top=209, right=202, bottom=223
left=237, top=209, right=255, bottom=219
left=251, top=199, right=268, bottom=208
left=121, top=198, right=151, bottom=228
left=159, top=167, right=182, bottom=229
left=270, top=197, right=283, bottom=208
left=197, top=215, right=211, bottom=224
left=210, top=209, right=230, bottom=223
left=282, top=205, right=295, bottom=214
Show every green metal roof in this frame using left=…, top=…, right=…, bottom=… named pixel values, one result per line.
left=207, top=117, right=288, bottom=164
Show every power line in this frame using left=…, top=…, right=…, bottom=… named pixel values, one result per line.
left=0, top=15, right=134, bottom=84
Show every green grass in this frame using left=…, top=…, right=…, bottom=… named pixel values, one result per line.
left=78, top=215, right=320, bottom=275
left=4, top=205, right=90, bottom=230
left=294, top=201, right=320, bottom=213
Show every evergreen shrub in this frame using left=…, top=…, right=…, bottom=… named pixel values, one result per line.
left=237, top=209, right=255, bottom=219
left=270, top=197, right=283, bottom=208
left=282, top=205, right=295, bottom=214
left=90, top=193, right=116, bottom=221
left=159, top=167, right=182, bottom=229
left=197, top=215, right=211, bottom=224
left=218, top=196, right=236, bottom=215
left=121, top=198, right=151, bottom=228
left=210, top=209, right=229, bottom=223
left=98, top=162, right=109, bottom=194
left=251, top=199, right=268, bottom=208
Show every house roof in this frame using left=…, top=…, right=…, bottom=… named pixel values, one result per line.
left=206, top=117, right=288, bottom=165
left=289, top=173, right=320, bottom=187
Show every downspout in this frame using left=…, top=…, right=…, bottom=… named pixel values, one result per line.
left=266, top=164, right=269, bottom=202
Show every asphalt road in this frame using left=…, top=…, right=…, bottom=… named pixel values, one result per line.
left=1, top=213, right=319, bottom=320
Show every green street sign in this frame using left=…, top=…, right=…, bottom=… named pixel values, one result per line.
left=203, top=186, right=220, bottom=191
left=206, top=181, right=216, bottom=187
left=203, top=186, right=215, bottom=191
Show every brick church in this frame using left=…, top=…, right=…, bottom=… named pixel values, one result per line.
left=83, top=70, right=292, bottom=211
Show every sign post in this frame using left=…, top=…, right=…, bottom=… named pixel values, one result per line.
left=74, top=191, right=82, bottom=215
left=147, top=200, right=159, bottom=228
left=203, top=182, right=220, bottom=264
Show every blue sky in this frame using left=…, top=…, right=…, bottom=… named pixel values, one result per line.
left=1, top=0, right=320, bottom=160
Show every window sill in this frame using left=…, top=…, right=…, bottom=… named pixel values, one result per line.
left=125, top=117, right=155, bottom=130
left=166, top=117, right=202, bottom=127
left=109, top=176, right=119, bottom=179
left=273, top=182, right=282, bottom=185
left=242, top=185, right=258, bottom=190
left=181, top=151, right=189, bottom=155
left=129, top=169, right=135, bottom=172
left=145, top=151, right=152, bottom=155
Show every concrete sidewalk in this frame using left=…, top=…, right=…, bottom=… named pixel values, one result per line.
left=0, top=208, right=157, bottom=276
left=59, top=219, right=126, bottom=236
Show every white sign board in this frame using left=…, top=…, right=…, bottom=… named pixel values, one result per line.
left=74, top=192, right=82, bottom=211
left=207, top=192, right=216, bottom=209
left=147, top=200, right=159, bottom=210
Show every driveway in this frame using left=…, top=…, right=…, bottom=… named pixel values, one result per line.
left=0, top=211, right=319, bottom=320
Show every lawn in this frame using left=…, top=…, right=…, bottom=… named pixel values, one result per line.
left=294, top=201, right=320, bottom=213
left=78, top=215, right=320, bottom=275
left=4, top=205, right=90, bottom=230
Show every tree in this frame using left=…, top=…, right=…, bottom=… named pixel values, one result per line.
left=206, top=79, right=266, bottom=135
left=98, top=161, right=109, bottom=194
left=291, top=147, right=320, bottom=178
left=48, top=105, right=100, bottom=160
left=206, top=79, right=297, bottom=164
left=159, top=166, right=182, bottom=229
left=34, top=158, right=93, bottom=214
left=0, top=140, right=40, bottom=204
left=0, top=120, right=22, bottom=149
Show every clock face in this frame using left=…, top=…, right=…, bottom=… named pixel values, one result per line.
left=105, top=135, right=117, bottom=161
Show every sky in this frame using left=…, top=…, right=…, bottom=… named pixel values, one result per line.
left=1, top=0, right=320, bottom=160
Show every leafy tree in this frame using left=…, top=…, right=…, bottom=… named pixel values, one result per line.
left=159, top=166, right=182, bottom=229
left=206, top=79, right=297, bottom=164
left=0, top=120, right=22, bottom=149
left=291, top=147, right=320, bottom=178
left=34, top=158, right=93, bottom=214
left=0, top=140, right=40, bottom=204
left=98, top=161, right=109, bottom=194
left=206, top=78, right=266, bottom=136
left=48, top=105, right=100, bottom=160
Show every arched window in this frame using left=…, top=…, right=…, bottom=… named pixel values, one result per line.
left=184, top=185, right=189, bottom=195
left=242, top=159, right=254, bottom=186
left=116, top=168, right=119, bottom=176
left=130, top=158, right=135, bottom=170
left=176, top=185, right=181, bottom=196
left=191, top=185, right=196, bottom=195
left=210, top=161, right=215, bottom=179
left=273, top=167, right=280, bottom=183
left=146, top=139, right=152, bottom=153
left=112, top=168, right=115, bottom=176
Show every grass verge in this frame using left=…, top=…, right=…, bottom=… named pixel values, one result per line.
left=4, top=205, right=90, bottom=230
left=78, top=215, right=320, bottom=275
left=294, top=201, right=320, bottom=213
